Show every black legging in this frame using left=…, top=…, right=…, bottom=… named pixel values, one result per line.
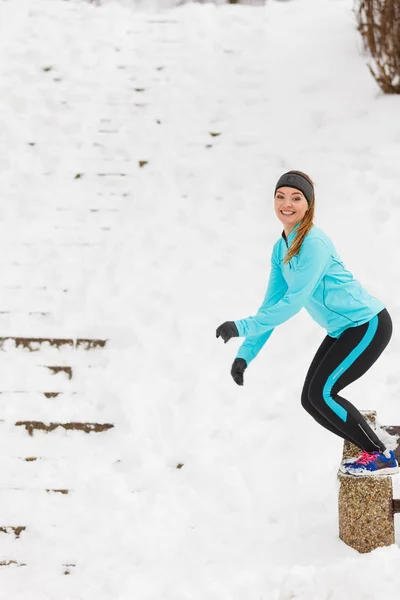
left=301, top=308, right=393, bottom=453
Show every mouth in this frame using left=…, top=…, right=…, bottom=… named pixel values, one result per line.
left=281, top=211, right=295, bottom=216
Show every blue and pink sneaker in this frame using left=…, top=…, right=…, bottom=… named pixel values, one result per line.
left=340, top=449, right=399, bottom=476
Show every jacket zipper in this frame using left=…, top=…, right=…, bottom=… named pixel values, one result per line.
left=283, top=236, right=292, bottom=270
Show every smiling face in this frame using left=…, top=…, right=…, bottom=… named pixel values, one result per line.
left=274, top=186, right=309, bottom=234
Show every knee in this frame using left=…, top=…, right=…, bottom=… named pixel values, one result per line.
left=306, top=380, right=325, bottom=412
left=301, top=385, right=315, bottom=414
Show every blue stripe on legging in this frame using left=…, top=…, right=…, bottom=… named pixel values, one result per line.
left=322, top=315, right=379, bottom=422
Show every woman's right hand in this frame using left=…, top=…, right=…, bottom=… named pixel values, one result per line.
left=231, top=358, right=247, bottom=386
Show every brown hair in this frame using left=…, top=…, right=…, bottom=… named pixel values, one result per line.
left=278, top=170, right=315, bottom=265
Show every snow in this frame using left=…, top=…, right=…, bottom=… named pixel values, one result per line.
left=0, top=0, right=400, bottom=597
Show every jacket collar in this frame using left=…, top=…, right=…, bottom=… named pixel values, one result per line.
left=281, top=221, right=301, bottom=244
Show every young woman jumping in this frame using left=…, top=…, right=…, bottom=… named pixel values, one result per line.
left=216, top=170, right=398, bottom=476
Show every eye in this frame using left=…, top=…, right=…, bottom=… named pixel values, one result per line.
left=293, top=197, right=302, bottom=201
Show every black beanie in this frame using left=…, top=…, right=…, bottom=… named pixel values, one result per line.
left=274, top=172, right=313, bottom=205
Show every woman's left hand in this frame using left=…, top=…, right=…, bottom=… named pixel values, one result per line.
left=216, top=321, right=239, bottom=343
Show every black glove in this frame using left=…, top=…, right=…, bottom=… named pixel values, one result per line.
left=216, top=321, right=239, bottom=343
left=231, top=358, right=247, bottom=386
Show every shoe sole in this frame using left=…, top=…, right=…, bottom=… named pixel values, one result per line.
left=339, top=464, right=399, bottom=476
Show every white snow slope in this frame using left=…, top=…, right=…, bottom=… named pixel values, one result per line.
left=0, top=0, right=400, bottom=598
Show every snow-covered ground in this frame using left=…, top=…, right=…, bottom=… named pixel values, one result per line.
left=0, top=0, right=400, bottom=598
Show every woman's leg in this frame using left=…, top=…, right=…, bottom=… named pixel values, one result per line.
left=301, top=334, right=353, bottom=440
left=307, top=308, right=393, bottom=453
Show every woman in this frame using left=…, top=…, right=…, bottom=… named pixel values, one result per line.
left=216, top=170, right=398, bottom=476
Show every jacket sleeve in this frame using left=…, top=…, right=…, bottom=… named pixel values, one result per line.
left=234, top=238, right=331, bottom=338
left=235, top=243, right=288, bottom=364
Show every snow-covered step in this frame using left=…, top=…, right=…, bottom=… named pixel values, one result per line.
left=0, top=487, right=74, bottom=521
left=0, top=317, right=95, bottom=338
left=0, top=403, right=115, bottom=428
left=0, top=560, right=74, bottom=572
left=0, top=388, right=107, bottom=402
left=0, top=364, right=109, bottom=391
left=14, top=421, right=114, bottom=437
left=0, top=391, right=78, bottom=400
left=0, top=370, right=101, bottom=391
left=0, top=526, right=26, bottom=539
left=0, top=544, right=75, bottom=572
left=0, top=347, right=109, bottom=365
left=0, top=491, right=83, bottom=570
left=0, top=349, right=109, bottom=370
left=1, top=422, right=120, bottom=457
left=0, top=314, right=54, bottom=331
left=0, top=392, right=114, bottom=420
left=0, top=336, right=107, bottom=351
left=0, top=560, right=26, bottom=568
left=0, top=455, right=120, bottom=488
left=0, top=271, right=75, bottom=288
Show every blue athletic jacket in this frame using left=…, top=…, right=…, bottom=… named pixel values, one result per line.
left=235, top=222, right=385, bottom=365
